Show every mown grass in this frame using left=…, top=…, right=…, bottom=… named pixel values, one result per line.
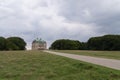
left=0, top=51, right=120, bottom=80
left=54, top=50, right=120, bottom=60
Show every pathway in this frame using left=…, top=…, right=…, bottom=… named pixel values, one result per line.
left=44, top=50, right=120, bottom=70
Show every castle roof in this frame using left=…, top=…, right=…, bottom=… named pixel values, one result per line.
left=32, top=38, right=46, bottom=44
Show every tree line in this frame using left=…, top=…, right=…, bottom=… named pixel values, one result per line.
left=50, top=35, right=120, bottom=51
left=50, top=39, right=81, bottom=50
left=87, top=35, right=120, bottom=50
left=0, top=37, right=26, bottom=51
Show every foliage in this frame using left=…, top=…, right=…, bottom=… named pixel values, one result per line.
left=50, top=34, right=120, bottom=50
left=79, top=42, right=88, bottom=50
left=0, top=37, right=6, bottom=50
left=87, top=35, right=120, bottom=50
left=6, top=37, right=26, bottom=50
left=0, top=36, right=26, bottom=51
left=6, top=39, right=19, bottom=50
left=50, top=39, right=81, bottom=50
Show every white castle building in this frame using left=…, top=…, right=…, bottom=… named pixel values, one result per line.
left=32, top=38, right=47, bottom=50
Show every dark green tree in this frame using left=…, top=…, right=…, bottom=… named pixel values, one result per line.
left=79, top=42, right=88, bottom=50
left=6, top=37, right=26, bottom=50
left=0, top=37, right=6, bottom=50
left=50, top=39, right=81, bottom=50
left=87, top=35, right=120, bottom=50
left=6, top=40, right=19, bottom=50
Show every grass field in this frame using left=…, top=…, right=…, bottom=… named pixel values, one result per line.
left=54, top=50, right=120, bottom=60
left=0, top=51, right=120, bottom=80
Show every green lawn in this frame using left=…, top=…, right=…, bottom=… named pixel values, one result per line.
left=0, top=51, right=120, bottom=80
left=54, top=50, right=120, bottom=60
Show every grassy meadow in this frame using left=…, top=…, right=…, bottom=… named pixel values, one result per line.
left=54, top=50, right=120, bottom=60
left=0, top=51, right=120, bottom=80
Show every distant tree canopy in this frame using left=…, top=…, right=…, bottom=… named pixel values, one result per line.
left=87, top=35, right=120, bottom=50
left=50, top=39, right=81, bottom=50
left=50, top=35, right=120, bottom=51
left=0, top=37, right=6, bottom=50
left=79, top=42, right=88, bottom=50
left=0, top=37, right=26, bottom=51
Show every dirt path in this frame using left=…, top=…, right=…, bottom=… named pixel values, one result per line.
left=44, top=50, right=120, bottom=70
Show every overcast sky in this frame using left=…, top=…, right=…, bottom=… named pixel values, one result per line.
left=0, top=0, right=120, bottom=49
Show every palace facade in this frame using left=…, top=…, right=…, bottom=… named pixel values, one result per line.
left=32, top=38, right=47, bottom=50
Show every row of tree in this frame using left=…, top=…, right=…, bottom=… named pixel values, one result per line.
left=50, top=35, right=120, bottom=50
left=50, top=39, right=81, bottom=50
left=87, top=35, right=120, bottom=50
left=0, top=37, right=26, bottom=51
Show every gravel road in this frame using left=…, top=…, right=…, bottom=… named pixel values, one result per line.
left=44, top=50, right=120, bottom=70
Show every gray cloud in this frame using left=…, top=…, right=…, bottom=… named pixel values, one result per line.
left=0, top=0, right=120, bottom=49
left=60, top=0, right=120, bottom=33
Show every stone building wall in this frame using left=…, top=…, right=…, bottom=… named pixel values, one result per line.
left=32, top=38, right=47, bottom=50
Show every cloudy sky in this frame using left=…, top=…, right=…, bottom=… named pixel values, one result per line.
left=0, top=0, right=120, bottom=49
